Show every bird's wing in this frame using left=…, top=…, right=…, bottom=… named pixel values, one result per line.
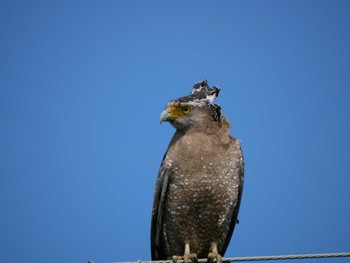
left=220, top=145, right=245, bottom=256
left=151, top=153, right=173, bottom=260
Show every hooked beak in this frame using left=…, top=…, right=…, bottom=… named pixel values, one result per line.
left=160, top=110, right=172, bottom=123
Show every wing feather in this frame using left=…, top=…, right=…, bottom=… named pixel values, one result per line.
left=220, top=145, right=245, bottom=256
left=151, top=153, right=173, bottom=260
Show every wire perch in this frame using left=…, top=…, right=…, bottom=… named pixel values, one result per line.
left=88, top=252, right=350, bottom=263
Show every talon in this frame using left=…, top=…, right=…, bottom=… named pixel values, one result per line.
left=208, top=252, right=222, bottom=263
left=208, top=243, right=222, bottom=263
left=190, top=253, right=198, bottom=262
left=172, top=255, right=183, bottom=262
left=173, top=243, right=195, bottom=263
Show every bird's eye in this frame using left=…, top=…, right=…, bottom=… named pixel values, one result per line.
left=182, top=106, right=192, bottom=114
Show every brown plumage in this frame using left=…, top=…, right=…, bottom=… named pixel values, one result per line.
left=151, top=80, right=244, bottom=263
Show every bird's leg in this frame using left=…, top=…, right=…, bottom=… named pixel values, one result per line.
left=207, top=242, right=222, bottom=263
left=172, top=243, right=198, bottom=263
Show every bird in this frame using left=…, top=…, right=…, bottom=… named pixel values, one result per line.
left=151, top=80, right=244, bottom=263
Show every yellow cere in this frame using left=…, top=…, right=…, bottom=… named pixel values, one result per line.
left=167, top=105, right=192, bottom=120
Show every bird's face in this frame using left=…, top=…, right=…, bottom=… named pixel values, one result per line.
left=160, top=103, right=192, bottom=122
left=160, top=102, right=193, bottom=129
left=160, top=102, right=209, bottom=130
left=160, top=80, right=221, bottom=130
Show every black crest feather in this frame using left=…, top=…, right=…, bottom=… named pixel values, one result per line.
left=173, top=80, right=222, bottom=122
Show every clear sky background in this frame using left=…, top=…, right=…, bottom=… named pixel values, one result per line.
left=1, top=1, right=350, bottom=263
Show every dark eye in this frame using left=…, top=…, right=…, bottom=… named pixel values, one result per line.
left=182, top=106, right=192, bottom=114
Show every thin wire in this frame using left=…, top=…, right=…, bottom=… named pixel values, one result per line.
left=105, top=252, right=350, bottom=263
left=221, top=252, right=350, bottom=262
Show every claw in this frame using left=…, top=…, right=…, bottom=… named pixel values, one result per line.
left=172, top=255, right=183, bottom=262
left=190, top=253, right=198, bottom=262
left=208, top=243, right=222, bottom=263
left=208, top=252, right=222, bottom=263
left=172, top=244, right=197, bottom=263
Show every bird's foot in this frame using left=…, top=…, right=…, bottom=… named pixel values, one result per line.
left=172, top=255, right=183, bottom=262
left=172, top=243, right=198, bottom=263
left=207, top=252, right=222, bottom=263
left=207, top=243, right=222, bottom=263
left=172, top=253, right=198, bottom=263
left=190, top=253, right=198, bottom=262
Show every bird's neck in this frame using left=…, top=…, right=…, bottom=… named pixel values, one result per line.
left=174, top=114, right=231, bottom=140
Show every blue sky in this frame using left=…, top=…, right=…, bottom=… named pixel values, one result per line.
left=1, top=1, right=350, bottom=263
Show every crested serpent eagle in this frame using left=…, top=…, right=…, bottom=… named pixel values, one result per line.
left=151, top=80, right=244, bottom=263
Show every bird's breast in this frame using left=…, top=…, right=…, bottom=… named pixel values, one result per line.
left=161, top=133, right=243, bottom=256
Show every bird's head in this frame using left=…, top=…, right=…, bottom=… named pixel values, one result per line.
left=160, top=80, right=222, bottom=131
